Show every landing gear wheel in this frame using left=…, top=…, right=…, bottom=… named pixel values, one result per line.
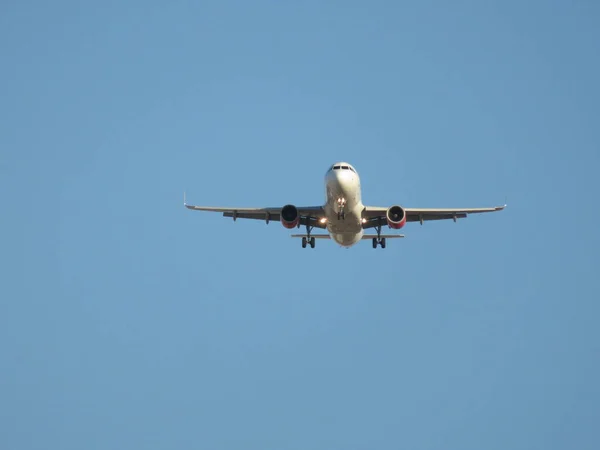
left=303, top=222, right=316, bottom=249
left=372, top=238, right=378, bottom=249
left=380, top=238, right=386, bottom=249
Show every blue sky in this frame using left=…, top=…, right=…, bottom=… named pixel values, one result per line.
left=1, top=1, right=599, bottom=449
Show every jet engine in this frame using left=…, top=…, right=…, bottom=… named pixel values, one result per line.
left=386, top=205, right=407, bottom=229
left=280, top=204, right=300, bottom=229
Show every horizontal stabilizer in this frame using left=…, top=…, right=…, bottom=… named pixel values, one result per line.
left=291, top=234, right=404, bottom=239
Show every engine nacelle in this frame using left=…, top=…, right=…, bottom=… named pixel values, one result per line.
left=386, top=205, right=407, bottom=229
left=280, top=204, right=300, bottom=229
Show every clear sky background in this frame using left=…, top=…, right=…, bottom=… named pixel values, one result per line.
left=1, top=1, right=599, bottom=449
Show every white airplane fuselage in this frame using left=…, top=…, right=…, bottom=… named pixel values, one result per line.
left=323, top=163, right=365, bottom=247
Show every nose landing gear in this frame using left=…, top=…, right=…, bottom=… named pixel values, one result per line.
left=336, top=197, right=346, bottom=220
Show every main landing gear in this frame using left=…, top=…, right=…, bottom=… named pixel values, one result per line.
left=372, top=221, right=386, bottom=249
left=372, top=237, right=386, bottom=248
left=302, top=236, right=315, bottom=248
left=301, top=223, right=316, bottom=249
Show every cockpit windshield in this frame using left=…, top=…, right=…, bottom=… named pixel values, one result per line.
left=330, top=165, right=356, bottom=173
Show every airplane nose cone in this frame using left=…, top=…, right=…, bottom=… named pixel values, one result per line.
left=325, top=167, right=358, bottom=197
left=335, top=170, right=354, bottom=188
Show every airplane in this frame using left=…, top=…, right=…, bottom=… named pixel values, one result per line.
left=184, top=162, right=505, bottom=249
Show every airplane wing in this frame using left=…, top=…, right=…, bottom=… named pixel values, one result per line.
left=184, top=196, right=327, bottom=229
left=362, top=204, right=506, bottom=229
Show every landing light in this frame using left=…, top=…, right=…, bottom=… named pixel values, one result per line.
left=320, top=218, right=327, bottom=224
left=361, top=218, right=367, bottom=223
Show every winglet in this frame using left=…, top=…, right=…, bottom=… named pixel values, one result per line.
left=497, top=197, right=507, bottom=210
left=184, top=191, right=187, bottom=207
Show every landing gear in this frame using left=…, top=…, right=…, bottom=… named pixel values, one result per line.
left=337, top=198, right=346, bottom=220
left=301, top=223, right=316, bottom=249
left=372, top=237, right=386, bottom=248
left=372, top=220, right=386, bottom=248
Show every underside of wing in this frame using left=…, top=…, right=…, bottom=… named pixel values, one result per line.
left=362, top=204, right=505, bottom=229
left=184, top=196, right=328, bottom=229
